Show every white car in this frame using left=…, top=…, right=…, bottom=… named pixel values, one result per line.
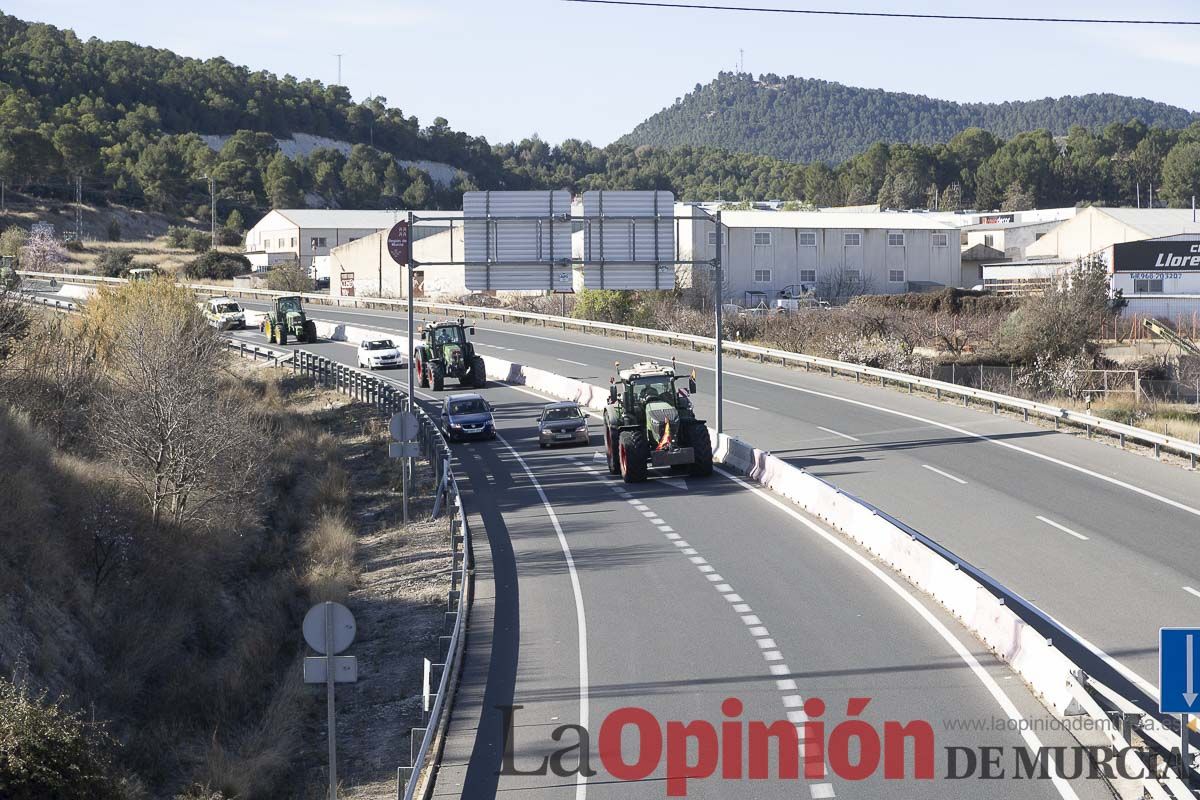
left=357, top=338, right=404, bottom=370
left=199, top=297, right=246, bottom=330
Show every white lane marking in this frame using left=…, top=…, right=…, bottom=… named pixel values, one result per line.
left=741, top=615, right=762, bottom=625
left=557, top=357, right=588, bottom=367
left=763, top=651, right=784, bottom=661
left=1184, top=586, right=1200, bottom=600
left=717, top=466, right=1082, bottom=800
left=714, top=583, right=733, bottom=592
left=723, top=593, right=744, bottom=602
left=783, top=695, right=803, bottom=707
left=811, top=784, right=836, bottom=800
left=732, top=603, right=752, bottom=613
left=1036, top=515, right=1089, bottom=541
left=749, top=626, right=770, bottom=637
left=657, top=525, right=674, bottom=532
left=757, top=638, right=777, bottom=649
left=817, top=425, right=860, bottom=442
left=921, top=464, right=967, bottom=485
left=726, top=398, right=760, bottom=410
left=689, top=556, right=707, bottom=564
left=494, top=435, right=590, bottom=800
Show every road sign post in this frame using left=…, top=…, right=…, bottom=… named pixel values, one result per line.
left=385, top=218, right=417, bottom=515
left=1160, top=627, right=1200, bottom=780
left=390, top=410, right=419, bottom=523
left=303, top=601, right=357, bottom=800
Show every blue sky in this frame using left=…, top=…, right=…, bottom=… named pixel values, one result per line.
left=11, top=0, right=1200, bottom=145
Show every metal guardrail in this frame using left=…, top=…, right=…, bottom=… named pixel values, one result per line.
left=26, top=269, right=1191, bottom=467
left=223, top=341, right=473, bottom=799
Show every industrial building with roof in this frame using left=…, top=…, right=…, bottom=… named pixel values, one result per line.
left=984, top=207, right=1200, bottom=316
left=677, top=209, right=963, bottom=305
left=243, top=209, right=451, bottom=271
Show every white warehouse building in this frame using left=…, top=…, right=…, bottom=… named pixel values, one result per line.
left=679, top=210, right=962, bottom=305
left=244, top=209, right=429, bottom=271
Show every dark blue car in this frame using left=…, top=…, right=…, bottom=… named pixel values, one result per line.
left=440, top=393, right=496, bottom=442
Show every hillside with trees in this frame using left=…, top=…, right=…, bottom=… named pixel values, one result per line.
left=620, top=72, right=1199, bottom=164
left=6, top=12, right=1200, bottom=234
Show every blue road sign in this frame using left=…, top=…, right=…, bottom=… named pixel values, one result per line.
left=1160, top=628, right=1200, bottom=713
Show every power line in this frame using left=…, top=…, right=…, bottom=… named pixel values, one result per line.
left=562, top=0, right=1200, bottom=25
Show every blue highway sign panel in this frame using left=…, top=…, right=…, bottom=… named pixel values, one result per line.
left=1160, top=627, right=1200, bottom=713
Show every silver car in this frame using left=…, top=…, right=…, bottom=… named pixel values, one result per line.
left=537, top=401, right=590, bottom=448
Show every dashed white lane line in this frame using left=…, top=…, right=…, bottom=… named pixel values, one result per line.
left=921, top=463, right=968, bottom=485
left=816, top=425, right=860, bottom=442
left=725, top=398, right=760, bottom=410
left=557, top=357, right=588, bottom=366
left=1035, top=515, right=1090, bottom=541
left=1184, top=586, right=1200, bottom=600
left=566, top=459, right=836, bottom=798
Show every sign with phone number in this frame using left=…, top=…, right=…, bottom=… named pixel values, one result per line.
left=1129, top=272, right=1182, bottom=280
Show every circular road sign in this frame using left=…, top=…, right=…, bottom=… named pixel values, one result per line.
left=387, top=221, right=411, bottom=266
left=390, top=411, right=420, bottom=442
left=303, top=601, right=357, bottom=655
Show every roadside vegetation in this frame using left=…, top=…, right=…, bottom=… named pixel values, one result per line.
left=0, top=281, right=390, bottom=797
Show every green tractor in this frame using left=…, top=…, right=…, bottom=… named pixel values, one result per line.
left=603, top=360, right=713, bottom=483
left=414, top=318, right=486, bottom=391
left=261, top=295, right=317, bottom=345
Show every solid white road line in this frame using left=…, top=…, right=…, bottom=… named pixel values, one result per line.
left=817, top=425, right=860, bottom=442
left=495, top=435, right=590, bottom=800
left=725, top=398, right=760, bottom=410
left=1036, top=515, right=1090, bottom=541
left=716, top=466, right=1082, bottom=800
left=556, top=357, right=588, bottom=367
left=1184, top=586, right=1200, bottom=600
left=921, top=464, right=968, bottom=485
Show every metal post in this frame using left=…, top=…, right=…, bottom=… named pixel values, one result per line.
left=713, top=210, right=724, bottom=435
left=325, top=601, right=337, bottom=800
left=406, top=212, right=416, bottom=519
left=1183, top=713, right=1191, bottom=783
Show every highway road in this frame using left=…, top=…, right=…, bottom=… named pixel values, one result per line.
left=234, top=299, right=1199, bottom=706
left=227, top=326, right=1114, bottom=798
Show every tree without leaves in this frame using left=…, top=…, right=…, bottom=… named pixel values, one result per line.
left=85, top=280, right=261, bottom=528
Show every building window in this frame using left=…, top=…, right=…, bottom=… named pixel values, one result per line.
left=844, top=233, right=861, bottom=246
left=800, top=269, right=816, bottom=283
left=983, top=234, right=994, bottom=248
left=291, top=237, right=297, bottom=247
left=753, top=231, right=772, bottom=246
left=1134, top=278, right=1164, bottom=293
left=888, top=269, right=906, bottom=283
left=753, top=269, right=772, bottom=283
left=707, top=231, right=718, bottom=246
left=310, top=237, right=327, bottom=249
left=846, top=269, right=862, bottom=282
left=1034, top=232, right=1045, bottom=241
left=931, top=233, right=948, bottom=247
left=888, top=232, right=906, bottom=247
left=798, top=232, right=816, bottom=246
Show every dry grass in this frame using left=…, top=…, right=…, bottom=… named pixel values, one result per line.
left=1072, top=396, right=1200, bottom=442
left=303, top=513, right=359, bottom=603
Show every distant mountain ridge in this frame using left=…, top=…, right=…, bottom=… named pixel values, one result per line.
left=619, top=73, right=1199, bottom=163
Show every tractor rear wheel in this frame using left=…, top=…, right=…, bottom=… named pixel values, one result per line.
left=278, top=327, right=288, bottom=346
left=430, top=363, right=445, bottom=392
left=618, top=430, right=649, bottom=483
left=603, top=426, right=620, bottom=475
left=303, top=320, right=317, bottom=343
left=470, top=355, right=487, bottom=388
left=685, top=421, right=713, bottom=477
left=417, top=358, right=429, bottom=388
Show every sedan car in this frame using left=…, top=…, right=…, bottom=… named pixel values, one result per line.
left=440, top=393, right=496, bottom=442
left=537, top=401, right=590, bottom=448
left=357, top=338, right=404, bottom=370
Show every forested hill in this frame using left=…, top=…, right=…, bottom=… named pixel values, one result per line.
left=620, top=72, right=1199, bottom=163
left=0, top=12, right=511, bottom=213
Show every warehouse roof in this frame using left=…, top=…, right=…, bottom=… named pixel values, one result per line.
left=719, top=210, right=957, bottom=230
left=270, top=209, right=462, bottom=229
left=1089, top=207, right=1200, bottom=238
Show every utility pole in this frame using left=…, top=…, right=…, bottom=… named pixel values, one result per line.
left=713, top=209, right=724, bottom=435
left=75, top=176, right=82, bottom=242
left=335, top=54, right=343, bottom=86
left=1, top=179, right=6, bottom=213
left=205, top=174, right=216, bottom=249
